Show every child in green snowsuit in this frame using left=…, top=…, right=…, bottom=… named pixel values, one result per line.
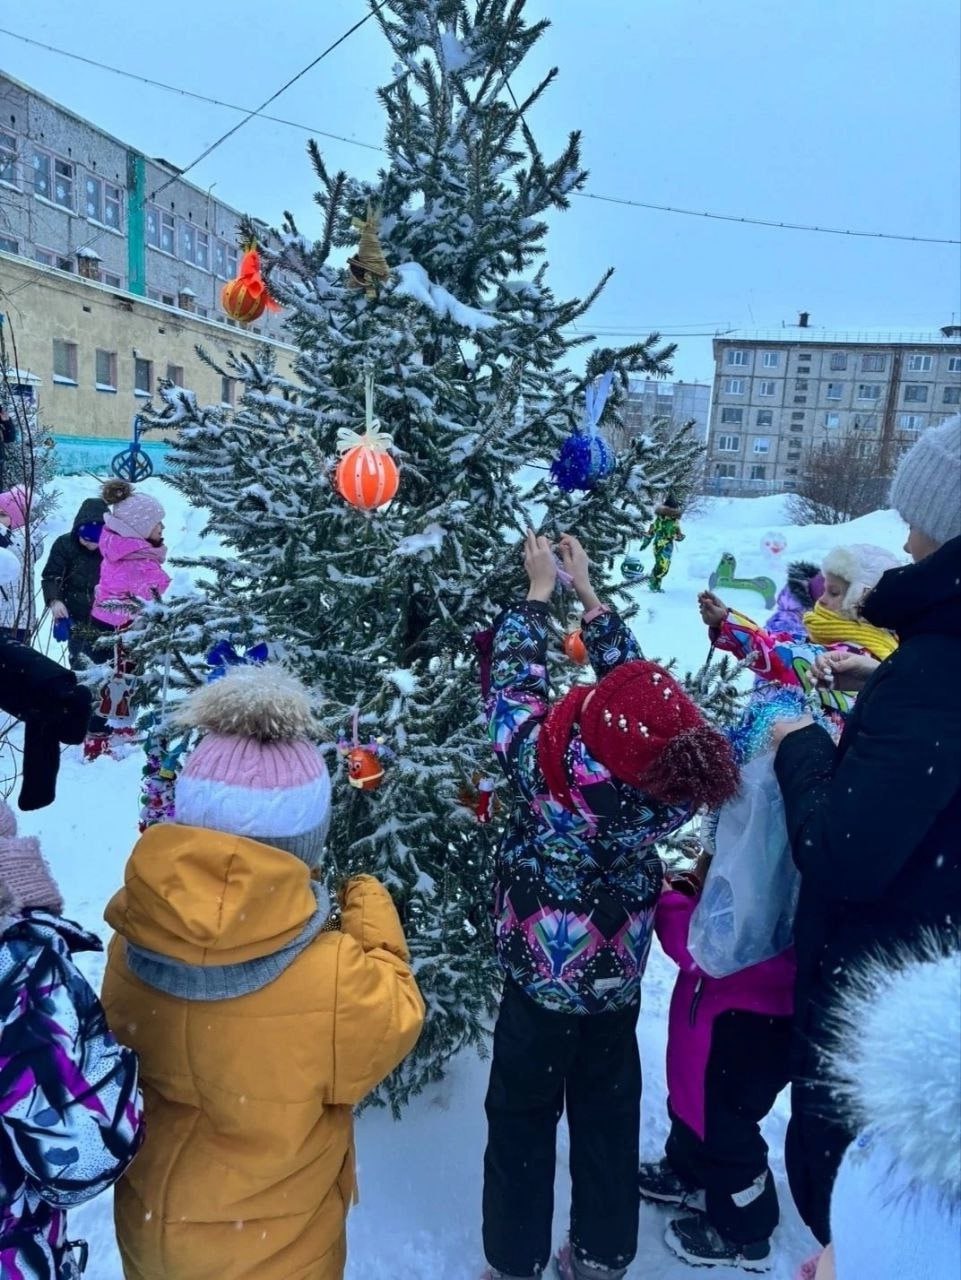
left=639, top=499, right=685, bottom=592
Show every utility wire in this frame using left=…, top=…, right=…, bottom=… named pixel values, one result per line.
left=1, top=24, right=958, bottom=247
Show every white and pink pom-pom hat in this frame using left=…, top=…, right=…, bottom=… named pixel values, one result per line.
left=173, top=664, right=331, bottom=866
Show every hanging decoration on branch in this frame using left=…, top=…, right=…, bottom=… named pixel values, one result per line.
left=551, top=369, right=616, bottom=493
left=206, top=638, right=271, bottom=681
left=335, top=372, right=400, bottom=510
left=457, top=773, right=501, bottom=824
left=346, top=204, right=391, bottom=298
left=221, top=246, right=281, bottom=324
left=562, top=629, right=589, bottom=665
left=338, top=706, right=393, bottom=792
left=138, top=715, right=190, bottom=832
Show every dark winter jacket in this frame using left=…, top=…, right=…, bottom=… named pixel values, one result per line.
left=40, top=499, right=108, bottom=629
left=0, top=911, right=144, bottom=1278
left=775, top=535, right=961, bottom=1014
left=487, top=602, right=690, bottom=1015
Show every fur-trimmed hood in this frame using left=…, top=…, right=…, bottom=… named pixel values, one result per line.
left=821, top=543, right=903, bottom=618
left=827, top=942, right=961, bottom=1204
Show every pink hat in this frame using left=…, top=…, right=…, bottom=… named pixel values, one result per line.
left=174, top=665, right=332, bottom=866
left=101, top=479, right=165, bottom=540
left=0, top=799, right=64, bottom=915
left=0, top=485, right=31, bottom=530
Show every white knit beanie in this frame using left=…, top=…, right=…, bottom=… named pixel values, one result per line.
left=889, top=414, right=961, bottom=547
left=820, top=543, right=903, bottom=617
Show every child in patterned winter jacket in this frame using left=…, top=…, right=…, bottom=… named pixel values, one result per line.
left=481, top=532, right=739, bottom=1280
left=0, top=799, right=144, bottom=1278
left=698, top=543, right=902, bottom=732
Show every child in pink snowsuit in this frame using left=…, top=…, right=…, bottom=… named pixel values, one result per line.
left=91, top=479, right=171, bottom=629
left=639, top=868, right=795, bottom=1271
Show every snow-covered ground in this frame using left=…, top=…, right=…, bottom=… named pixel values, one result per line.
left=15, top=476, right=908, bottom=1279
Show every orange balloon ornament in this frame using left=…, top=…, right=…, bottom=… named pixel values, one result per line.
left=221, top=247, right=280, bottom=324
left=335, top=373, right=400, bottom=511
left=563, top=629, right=588, bottom=665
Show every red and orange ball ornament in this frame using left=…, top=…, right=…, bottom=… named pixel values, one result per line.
left=334, top=373, right=400, bottom=511
left=221, top=247, right=280, bottom=325
left=563, top=629, right=588, bottom=665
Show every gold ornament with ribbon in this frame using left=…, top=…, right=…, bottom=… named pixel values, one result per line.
left=221, top=245, right=280, bottom=324
left=346, top=204, right=391, bottom=298
left=335, top=372, right=400, bottom=510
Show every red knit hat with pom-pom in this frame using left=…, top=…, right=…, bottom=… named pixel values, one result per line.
left=539, top=660, right=739, bottom=812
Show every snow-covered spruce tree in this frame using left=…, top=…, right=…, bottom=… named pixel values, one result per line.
left=136, top=0, right=720, bottom=1108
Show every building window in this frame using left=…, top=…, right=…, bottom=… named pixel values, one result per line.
left=749, top=464, right=767, bottom=482
left=903, top=383, right=929, bottom=403
left=900, top=414, right=924, bottom=431
left=722, top=377, right=745, bottom=394
left=726, top=350, right=747, bottom=366
left=825, top=412, right=841, bottom=428
left=214, top=241, right=241, bottom=278
left=857, top=384, right=882, bottom=401
left=0, top=131, right=18, bottom=187
left=795, top=379, right=808, bottom=392
left=195, top=230, right=210, bottom=271
left=146, top=206, right=176, bottom=254
left=36, top=248, right=73, bottom=272
left=793, top=396, right=807, bottom=404
left=134, top=358, right=153, bottom=396
left=31, top=149, right=51, bottom=199
left=906, top=354, right=932, bottom=372
left=52, top=339, right=78, bottom=384
left=756, top=409, right=773, bottom=427
left=761, top=351, right=779, bottom=368
left=826, top=382, right=843, bottom=400
left=758, top=380, right=776, bottom=396
left=0, top=235, right=17, bottom=255
left=948, top=356, right=961, bottom=373
left=102, top=270, right=122, bottom=289
left=717, top=434, right=740, bottom=452
left=861, top=353, right=887, bottom=372
left=163, top=364, right=183, bottom=386
left=53, top=158, right=74, bottom=209
left=789, top=423, right=804, bottom=433
left=180, top=223, right=195, bottom=262
left=791, top=411, right=806, bottom=420
left=720, top=407, right=743, bottom=424
left=943, top=386, right=961, bottom=405
left=856, top=414, right=878, bottom=432
left=84, top=175, right=123, bottom=229
left=716, top=463, right=737, bottom=481
left=220, top=377, right=236, bottom=407
left=753, top=437, right=770, bottom=455
left=830, top=352, right=848, bottom=371
left=95, top=349, right=117, bottom=390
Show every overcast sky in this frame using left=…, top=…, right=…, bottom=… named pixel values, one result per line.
left=2, top=0, right=959, bottom=381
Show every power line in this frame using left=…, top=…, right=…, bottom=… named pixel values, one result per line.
left=2, top=24, right=958, bottom=247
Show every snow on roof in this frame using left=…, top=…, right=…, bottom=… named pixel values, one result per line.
left=76, top=245, right=102, bottom=259
left=718, top=328, right=960, bottom=347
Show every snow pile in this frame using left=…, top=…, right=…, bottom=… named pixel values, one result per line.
left=16, top=481, right=912, bottom=1278
left=394, top=261, right=500, bottom=332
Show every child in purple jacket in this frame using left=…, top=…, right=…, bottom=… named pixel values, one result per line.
left=0, top=799, right=144, bottom=1277
left=640, top=856, right=794, bottom=1273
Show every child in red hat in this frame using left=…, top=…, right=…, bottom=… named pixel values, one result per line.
left=481, top=531, right=738, bottom=1280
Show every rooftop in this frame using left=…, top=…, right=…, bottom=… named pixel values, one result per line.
left=715, top=328, right=961, bottom=348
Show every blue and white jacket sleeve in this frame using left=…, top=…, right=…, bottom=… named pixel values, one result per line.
left=486, top=601, right=551, bottom=801
left=582, top=606, right=643, bottom=679
left=0, top=916, right=145, bottom=1207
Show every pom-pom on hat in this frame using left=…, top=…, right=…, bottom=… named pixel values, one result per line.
left=173, top=664, right=331, bottom=867
left=0, top=798, right=63, bottom=915
left=101, top=478, right=165, bottom=540
left=538, top=661, right=739, bottom=812
left=889, top=413, right=961, bottom=549
left=821, top=543, right=903, bottom=617
left=0, top=485, right=31, bottom=530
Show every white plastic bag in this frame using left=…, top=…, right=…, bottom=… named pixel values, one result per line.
left=688, top=751, right=799, bottom=978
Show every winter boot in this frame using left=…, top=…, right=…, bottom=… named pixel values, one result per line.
left=553, top=1241, right=628, bottom=1280
left=479, top=1270, right=541, bottom=1279
left=665, top=1216, right=772, bottom=1272
left=83, top=732, right=110, bottom=763
left=638, top=1157, right=707, bottom=1212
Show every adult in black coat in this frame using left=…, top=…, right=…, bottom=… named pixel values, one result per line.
left=41, top=497, right=109, bottom=668
left=770, top=414, right=961, bottom=1245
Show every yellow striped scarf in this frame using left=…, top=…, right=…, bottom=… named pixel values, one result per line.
left=803, top=601, right=899, bottom=661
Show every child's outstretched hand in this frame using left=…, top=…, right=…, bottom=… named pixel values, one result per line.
left=524, top=529, right=556, bottom=603
left=557, top=533, right=590, bottom=592
left=698, top=590, right=728, bottom=628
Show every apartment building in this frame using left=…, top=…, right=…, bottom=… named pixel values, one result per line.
left=623, top=378, right=710, bottom=439
left=705, top=320, right=961, bottom=495
left=0, top=73, right=295, bottom=439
